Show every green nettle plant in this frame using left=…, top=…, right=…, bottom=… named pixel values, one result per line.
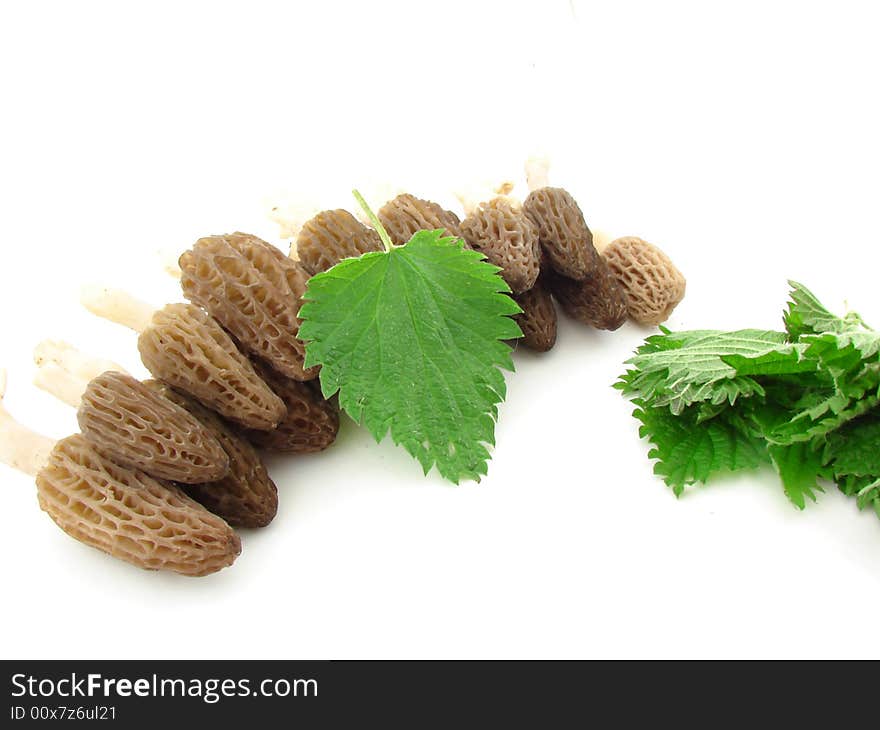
left=618, top=281, right=880, bottom=516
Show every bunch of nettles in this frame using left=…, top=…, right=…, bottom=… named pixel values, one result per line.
left=617, top=282, right=880, bottom=517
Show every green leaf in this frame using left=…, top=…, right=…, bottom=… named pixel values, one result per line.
left=618, top=329, right=789, bottom=414
left=767, top=443, right=825, bottom=509
left=619, top=280, right=880, bottom=519
left=632, top=403, right=768, bottom=496
left=824, top=411, right=880, bottom=478
left=836, top=475, right=880, bottom=519
left=766, top=367, right=880, bottom=445
left=298, top=229, right=522, bottom=484
left=784, top=280, right=880, bottom=358
left=721, top=342, right=816, bottom=376
left=784, top=280, right=850, bottom=339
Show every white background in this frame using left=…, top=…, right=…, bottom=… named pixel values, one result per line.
left=1, top=0, right=878, bottom=659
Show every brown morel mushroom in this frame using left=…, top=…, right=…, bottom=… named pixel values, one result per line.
left=547, top=264, right=629, bottom=331
left=602, top=236, right=686, bottom=326
left=34, top=343, right=230, bottom=484
left=0, top=372, right=240, bottom=577
left=377, top=193, right=463, bottom=245
left=459, top=197, right=541, bottom=294
left=295, top=209, right=383, bottom=275
left=144, top=381, right=279, bottom=529
left=521, top=157, right=601, bottom=281
left=81, top=287, right=286, bottom=431
left=242, top=358, right=339, bottom=454
left=77, top=372, right=230, bottom=484
left=179, top=232, right=318, bottom=382
left=34, top=343, right=278, bottom=528
left=512, top=279, right=558, bottom=351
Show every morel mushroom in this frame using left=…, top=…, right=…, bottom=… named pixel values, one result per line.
left=145, top=381, right=279, bottom=529
left=34, top=343, right=278, bottom=528
left=243, top=358, right=339, bottom=454
left=547, top=264, right=629, bottom=332
left=602, top=236, right=686, bottom=326
left=81, top=287, right=286, bottom=431
left=522, top=157, right=601, bottom=281
left=295, top=209, right=383, bottom=275
left=0, top=371, right=240, bottom=577
left=179, top=232, right=317, bottom=382
left=459, top=196, right=541, bottom=294
left=512, top=279, right=558, bottom=352
left=77, top=372, right=230, bottom=484
left=377, top=193, right=463, bottom=245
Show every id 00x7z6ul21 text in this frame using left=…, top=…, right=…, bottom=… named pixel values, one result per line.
left=10, top=705, right=117, bottom=721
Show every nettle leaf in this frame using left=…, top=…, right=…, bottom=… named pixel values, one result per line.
left=785, top=280, right=880, bottom=358
left=299, top=228, right=521, bottom=484
left=620, top=280, right=880, bottom=519
left=632, top=402, right=768, bottom=495
left=784, top=280, right=849, bottom=339
left=619, top=329, right=789, bottom=413
left=824, top=411, right=880, bottom=478
left=766, top=368, right=880, bottom=445
left=767, top=443, right=825, bottom=509
left=836, top=475, right=880, bottom=519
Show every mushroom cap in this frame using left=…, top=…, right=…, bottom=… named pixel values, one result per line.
left=36, top=434, right=240, bottom=577
left=77, top=371, right=230, bottom=484
left=461, top=197, right=541, bottom=294
left=377, top=193, right=463, bottom=245
left=295, top=209, right=383, bottom=275
left=602, top=236, right=686, bottom=326
left=138, top=303, right=286, bottom=431
left=179, top=232, right=317, bottom=382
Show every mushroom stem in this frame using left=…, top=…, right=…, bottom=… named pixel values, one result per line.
left=34, top=340, right=128, bottom=383
left=454, top=179, right=520, bottom=217
left=81, top=285, right=154, bottom=333
left=157, top=248, right=182, bottom=280
left=33, top=363, right=89, bottom=408
left=525, top=155, right=551, bottom=191
left=33, top=342, right=130, bottom=407
left=0, top=370, right=55, bottom=477
left=269, top=200, right=321, bottom=241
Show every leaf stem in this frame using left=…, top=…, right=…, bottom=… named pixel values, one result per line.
left=353, top=189, right=394, bottom=253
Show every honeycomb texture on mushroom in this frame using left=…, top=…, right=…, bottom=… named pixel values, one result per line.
left=77, top=372, right=229, bottom=484
left=602, top=236, right=686, bottom=326
left=243, top=359, right=339, bottom=453
left=548, top=261, right=629, bottom=331
left=144, top=381, right=279, bottom=528
left=522, top=187, right=601, bottom=281
left=296, top=209, right=383, bottom=275
left=377, top=194, right=463, bottom=245
left=179, top=232, right=317, bottom=381
left=460, top=198, right=541, bottom=294
left=513, top=280, right=557, bottom=352
left=36, top=434, right=241, bottom=577
left=137, top=303, right=286, bottom=431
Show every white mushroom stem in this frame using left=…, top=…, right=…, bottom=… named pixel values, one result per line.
left=525, top=155, right=552, bottom=191
left=33, top=343, right=130, bottom=408
left=34, top=363, right=89, bottom=408
left=0, top=370, right=55, bottom=477
left=81, top=285, right=154, bottom=334
left=268, top=199, right=322, bottom=241
left=454, top=179, right=522, bottom=217
left=157, top=248, right=182, bottom=280
left=34, top=340, right=127, bottom=383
